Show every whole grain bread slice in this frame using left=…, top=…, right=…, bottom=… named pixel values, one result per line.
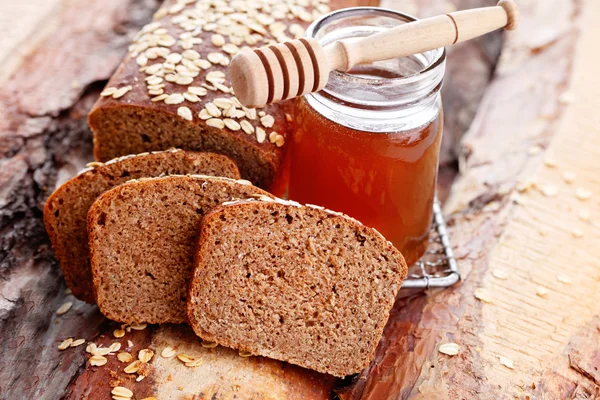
left=187, top=197, right=407, bottom=377
left=88, top=175, right=272, bottom=324
left=43, top=149, right=240, bottom=303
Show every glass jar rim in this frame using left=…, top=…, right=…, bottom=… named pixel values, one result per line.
left=304, top=6, right=447, bottom=86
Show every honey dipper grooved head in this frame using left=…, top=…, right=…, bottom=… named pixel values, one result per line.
left=230, top=38, right=329, bottom=109
left=498, top=0, right=519, bottom=30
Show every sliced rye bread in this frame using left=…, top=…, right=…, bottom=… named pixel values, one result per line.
left=43, top=149, right=240, bottom=303
left=187, top=197, right=407, bottom=377
left=88, top=175, right=272, bottom=324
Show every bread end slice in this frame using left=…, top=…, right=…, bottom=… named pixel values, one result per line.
left=43, top=149, right=240, bottom=303
left=187, top=198, right=407, bottom=377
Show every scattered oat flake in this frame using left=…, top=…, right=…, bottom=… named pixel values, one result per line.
left=571, top=228, right=584, bottom=238
left=540, top=184, right=558, bottom=197
left=275, top=134, right=285, bottom=147
left=474, top=288, right=492, bottom=303
left=124, top=360, right=142, bottom=374
left=269, top=131, right=278, bottom=143
left=177, top=106, right=193, bottom=121
left=499, top=356, right=515, bottom=369
left=165, top=93, right=185, bottom=105
left=205, top=102, right=222, bottom=117
left=256, top=127, right=266, bottom=143
left=71, top=338, right=86, bottom=347
left=212, top=34, right=225, bottom=47
left=101, top=87, right=117, bottom=97
left=109, top=342, right=121, bottom=353
left=575, top=188, right=592, bottom=201
left=559, top=91, right=575, bottom=104
left=183, top=92, right=200, bottom=103
left=207, top=118, right=225, bottom=129
left=260, top=115, right=275, bottom=128
left=438, top=343, right=460, bottom=356
left=562, top=171, right=577, bottom=184
left=578, top=208, right=591, bottom=221
left=136, top=375, right=146, bottom=382
left=557, top=274, right=572, bottom=284
left=93, top=347, right=111, bottom=356
left=118, top=352, right=133, bottom=363
left=89, top=355, right=108, bottom=366
left=238, top=350, right=253, bottom=357
left=161, top=347, right=176, bottom=358
left=86, top=343, right=97, bottom=354
left=177, top=354, right=195, bottom=363
left=201, top=341, right=218, bottom=349
left=127, top=340, right=134, bottom=348
left=185, top=358, right=204, bottom=367
left=114, top=329, right=125, bottom=338
left=58, top=338, right=73, bottom=350
left=112, top=86, right=132, bottom=99
left=138, top=349, right=154, bottom=363
left=224, top=118, right=241, bottom=131
left=57, top=301, right=73, bottom=315
left=536, top=286, right=549, bottom=297
left=151, top=94, right=169, bottom=102
left=111, top=386, right=133, bottom=398
left=198, top=109, right=211, bottom=120
left=492, top=270, right=508, bottom=280
left=188, top=86, right=207, bottom=96
left=528, top=146, right=542, bottom=156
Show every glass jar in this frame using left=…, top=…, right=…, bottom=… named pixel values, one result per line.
left=287, top=7, right=446, bottom=266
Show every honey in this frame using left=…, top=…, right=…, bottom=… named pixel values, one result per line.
left=286, top=7, right=446, bottom=266
left=289, top=98, right=442, bottom=266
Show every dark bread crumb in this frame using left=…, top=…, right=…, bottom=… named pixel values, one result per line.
left=88, top=175, right=271, bottom=324
left=43, top=150, right=240, bottom=303
left=187, top=199, right=407, bottom=377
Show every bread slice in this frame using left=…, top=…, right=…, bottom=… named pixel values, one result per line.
left=43, top=149, right=240, bottom=303
left=187, top=197, right=407, bottom=377
left=88, top=175, right=272, bottom=324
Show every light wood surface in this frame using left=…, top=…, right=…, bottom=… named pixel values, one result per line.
left=340, top=0, right=600, bottom=398
left=231, top=0, right=518, bottom=108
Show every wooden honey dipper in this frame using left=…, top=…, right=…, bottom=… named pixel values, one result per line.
left=230, top=0, right=518, bottom=108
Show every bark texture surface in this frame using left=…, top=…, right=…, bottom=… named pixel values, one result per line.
left=2, top=0, right=590, bottom=399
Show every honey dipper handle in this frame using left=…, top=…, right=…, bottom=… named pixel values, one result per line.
left=327, top=0, right=519, bottom=71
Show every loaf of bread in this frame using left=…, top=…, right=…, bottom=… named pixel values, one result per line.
left=44, top=149, right=239, bottom=303
left=88, top=0, right=333, bottom=190
left=88, top=175, right=272, bottom=324
left=187, top=197, right=407, bottom=377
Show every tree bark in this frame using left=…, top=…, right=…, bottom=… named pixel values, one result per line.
left=0, top=0, right=547, bottom=398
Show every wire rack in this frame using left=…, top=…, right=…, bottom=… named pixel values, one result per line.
left=400, top=197, right=460, bottom=293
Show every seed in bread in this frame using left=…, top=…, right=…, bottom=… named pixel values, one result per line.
left=43, top=150, right=240, bottom=303
left=187, top=198, right=407, bottom=377
left=88, top=175, right=273, bottom=324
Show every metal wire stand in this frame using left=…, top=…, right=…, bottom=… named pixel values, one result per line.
left=400, top=197, right=460, bottom=291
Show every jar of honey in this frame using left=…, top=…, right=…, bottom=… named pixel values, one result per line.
left=287, top=8, right=446, bottom=266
